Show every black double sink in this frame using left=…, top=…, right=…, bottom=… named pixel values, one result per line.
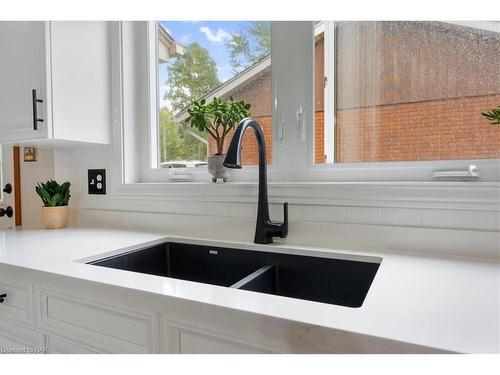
left=88, top=242, right=381, bottom=308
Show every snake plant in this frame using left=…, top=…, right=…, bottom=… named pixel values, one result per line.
left=35, top=180, right=71, bottom=207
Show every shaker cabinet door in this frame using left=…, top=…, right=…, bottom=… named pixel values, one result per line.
left=0, top=21, right=48, bottom=142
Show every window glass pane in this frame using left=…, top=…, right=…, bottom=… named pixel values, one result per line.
left=314, top=25, right=326, bottom=164
left=315, top=21, right=500, bottom=164
left=158, top=21, right=272, bottom=168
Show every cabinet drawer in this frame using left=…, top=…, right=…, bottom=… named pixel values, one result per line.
left=36, top=288, right=158, bottom=353
left=0, top=277, right=33, bottom=326
left=0, top=318, right=46, bottom=354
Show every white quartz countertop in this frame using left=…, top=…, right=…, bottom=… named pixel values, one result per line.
left=0, top=227, right=498, bottom=353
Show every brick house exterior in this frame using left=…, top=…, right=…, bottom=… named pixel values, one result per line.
left=180, top=22, right=500, bottom=165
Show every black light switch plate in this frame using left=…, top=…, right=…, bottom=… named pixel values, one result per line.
left=88, top=169, right=106, bottom=195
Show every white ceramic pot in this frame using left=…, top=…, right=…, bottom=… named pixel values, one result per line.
left=42, top=206, right=69, bottom=229
left=207, top=155, right=229, bottom=182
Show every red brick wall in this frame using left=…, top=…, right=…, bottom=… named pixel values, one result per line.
left=336, top=94, right=500, bottom=163
left=215, top=67, right=273, bottom=165
left=314, top=111, right=325, bottom=163
left=314, top=37, right=325, bottom=112
left=208, top=115, right=272, bottom=165
left=224, top=69, right=272, bottom=118
left=332, top=21, right=500, bottom=163
left=209, top=95, right=500, bottom=165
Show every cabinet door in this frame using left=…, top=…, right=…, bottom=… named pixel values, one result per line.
left=0, top=318, right=46, bottom=354
left=0, top=21, right=48, bottom=143
left=46, top=335, right=100, bottom=354
left=164, top=320, right=273, bottom=354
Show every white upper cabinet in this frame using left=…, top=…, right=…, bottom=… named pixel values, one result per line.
left=0, top=21, right=111, bottom=145
left=0, top=22, right=47, bottom=142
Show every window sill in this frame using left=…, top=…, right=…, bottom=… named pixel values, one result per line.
left=111, top=180, right=500, bottom=211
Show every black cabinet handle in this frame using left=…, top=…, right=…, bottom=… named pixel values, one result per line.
left=2, top=183, right=12, bottom=194
left=0, top=293, right=6, bottom=303
left=32, top=89, right=44, bottom=130
left=0, top=207, right=13, bottom=218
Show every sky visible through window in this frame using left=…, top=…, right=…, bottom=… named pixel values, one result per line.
left=158, top=21, right=269, bottom=110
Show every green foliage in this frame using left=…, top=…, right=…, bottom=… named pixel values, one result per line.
left=164, top=42, right=221, bottom=113
left=481, top=106, right=500, bottom=125
left=35, top=180, right=71, bottom=207
left=186, top=97, right=251, bottom=155
left=159, top=107, right=207, bottom=163
left=225, top=22, right=271, bottom=73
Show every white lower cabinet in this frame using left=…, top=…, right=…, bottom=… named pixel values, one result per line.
left=0, top=318, right=45, bottom=354
left=1, top=269, right=430, bottom=354
left=0, top=277, right=34, bottom=326
left=164, top=321, right=272, bottom=354
left=35, top=288, right=160, bottom=354
left=46, top=335, right=100, bottom=354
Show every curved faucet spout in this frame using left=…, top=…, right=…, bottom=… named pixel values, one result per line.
left=224, top=118, right=288, bottom=244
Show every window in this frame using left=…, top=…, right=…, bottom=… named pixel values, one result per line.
left=121, top=21, right=499, bottom=185
left=154, top=21, right=272, bottom=171
left=314, top=21, right=500, bottom=166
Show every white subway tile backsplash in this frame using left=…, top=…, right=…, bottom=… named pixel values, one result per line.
left=420, top=209, right=499, bottom=231
left=271, top=204, right=313, bottom=221
left=312, top=206, right=346, bottom=223
left=422, top=209, right=466, bottom=229
left=463, top=210, right=500, bottom=232
left=346, top=207, right=382, bottom=225
left=382, top=208, right=422, bottom=227
left=206, top=202, right=256, bottom=218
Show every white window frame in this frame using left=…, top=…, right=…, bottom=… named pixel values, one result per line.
left=291, top=21, right=500, bottom=182
left=140, top=21, right=288, bottom=183
left=133, top=20, right=500, bottom=184
left=110, top=21, right=499, bottom=209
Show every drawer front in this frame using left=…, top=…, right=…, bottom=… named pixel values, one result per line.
left=0, top=318, right=46, bottom=354
left=36, top=288, right=159, bottom=353
left=0, top=277, right=33, bottom=326
left=47, top=335, right=101, bottom=354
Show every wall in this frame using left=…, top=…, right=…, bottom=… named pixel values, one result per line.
left=335, top=22, right=500, bottom=108
left=47, top=140, right=500, bottom=263
left=334, top=21, right=500, bottom=163
left=19, top=146, right=55, bottom=227
left=43, top=21, right=499, bottom=263
left=336, top=94, right=500, bottom=163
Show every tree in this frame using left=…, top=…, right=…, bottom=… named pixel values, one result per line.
left=159, top=107, right=208, bottom=163
left=225, top=22, right=271, bottom=73
left=186, top=97, right=251, bottom=155
left=164, top=42, right=221, bottom=113
left=159, top=107, right=181, bottom=163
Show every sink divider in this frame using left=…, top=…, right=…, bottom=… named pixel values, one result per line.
left=230, top=264, right=277, bottom=295
left=230, top=264, right=273, bottom=289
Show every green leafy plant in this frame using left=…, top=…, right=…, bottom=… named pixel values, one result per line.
left=186, top=96, right=251, bottom=155
left=481, top=106, right=500, bottom=125
left=35, top=180, right=71, bottom=207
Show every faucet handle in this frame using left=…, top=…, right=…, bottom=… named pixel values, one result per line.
left=280, top=202, right=288, bottom=238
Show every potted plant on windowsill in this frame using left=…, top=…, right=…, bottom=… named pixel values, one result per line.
left=35, top=180, right=71, bottom=229
left=186, top=96, right=251, bottom=182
